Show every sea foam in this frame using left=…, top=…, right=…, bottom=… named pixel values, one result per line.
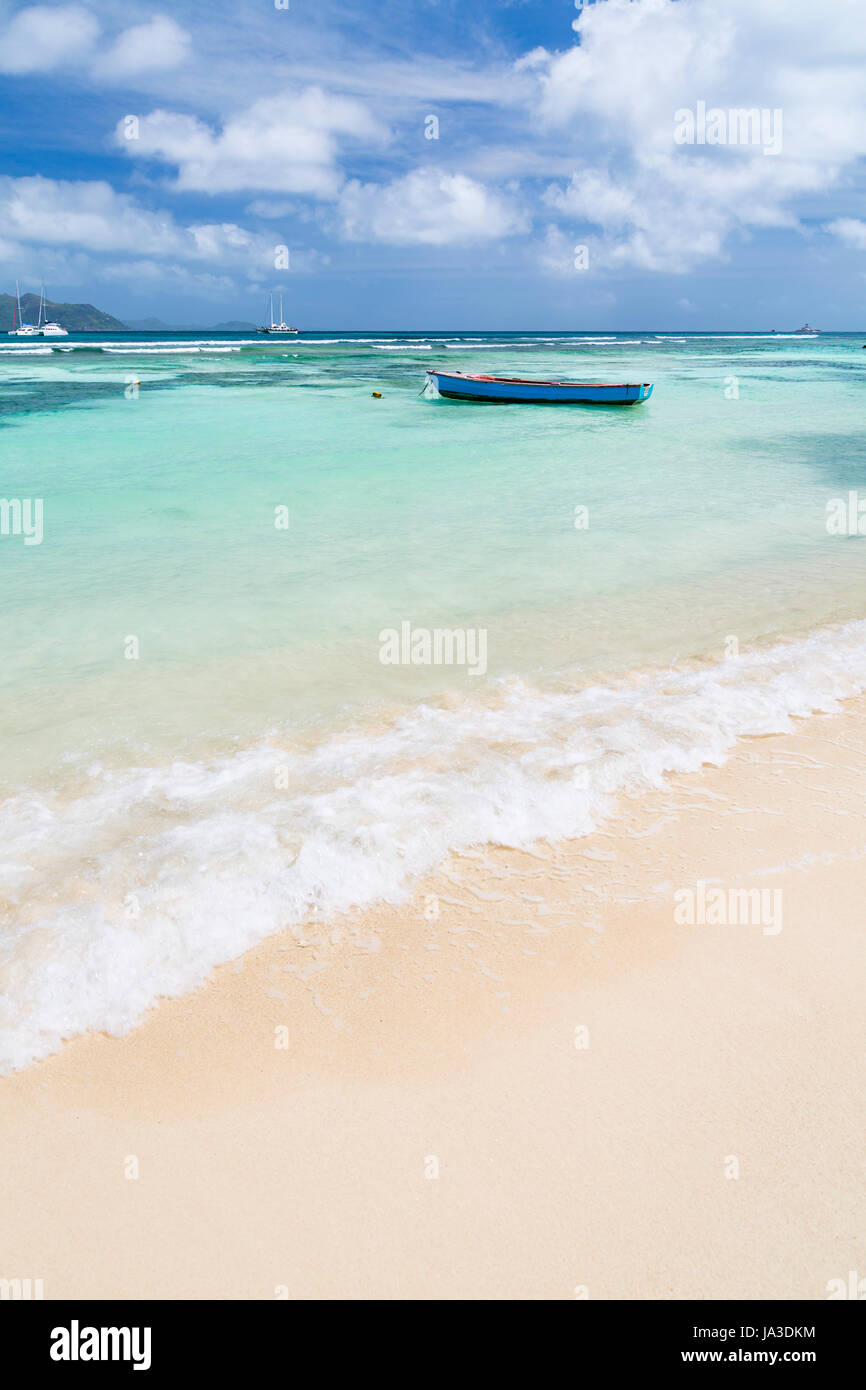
left=2, top=620, right=866, bottom=1073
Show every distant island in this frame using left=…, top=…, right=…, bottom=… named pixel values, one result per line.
left=1, top=295, right=260, bottom=333
left=122, top=317, right=171, bottom=331
left=124, top=318, right=258, bottom=331
left=0, top=292, right=126, bottom=332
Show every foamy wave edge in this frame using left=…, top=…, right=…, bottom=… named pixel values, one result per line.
left=3, top=618, right=866, bottom=1073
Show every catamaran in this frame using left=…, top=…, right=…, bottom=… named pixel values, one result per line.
left=258, top=293, right=297, bottom=334
left=35, top=285, right=68, bottom=336
left=7, top=281, right=40, bottom=336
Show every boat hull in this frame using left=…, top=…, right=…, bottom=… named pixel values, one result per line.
left=426, top=370, right=653, bottom=404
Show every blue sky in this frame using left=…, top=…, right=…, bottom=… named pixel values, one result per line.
left=1, top=0, right=865, bottom=328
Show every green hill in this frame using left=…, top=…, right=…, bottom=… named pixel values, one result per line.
left=0, top=293, right=126, bottom=332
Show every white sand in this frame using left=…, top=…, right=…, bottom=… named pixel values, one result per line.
left=1, top=701, right=864, bottom=1299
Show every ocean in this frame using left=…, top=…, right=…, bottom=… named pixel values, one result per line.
left=1, top=329, right=865, bottom=1071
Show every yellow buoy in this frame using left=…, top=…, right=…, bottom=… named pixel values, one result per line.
left=372, top=391, right=382, bottom=398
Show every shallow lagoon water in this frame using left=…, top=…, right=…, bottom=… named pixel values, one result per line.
left=1, top=331, right=865, bottom=1069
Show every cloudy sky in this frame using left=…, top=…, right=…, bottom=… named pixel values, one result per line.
left=1, top=0, right=865, bottom=328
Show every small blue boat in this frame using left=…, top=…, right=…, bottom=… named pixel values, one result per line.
left=425, top=369, right=653, bottom=405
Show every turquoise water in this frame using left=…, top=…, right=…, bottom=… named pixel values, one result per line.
left=2, top=330, right=866, bottom=1069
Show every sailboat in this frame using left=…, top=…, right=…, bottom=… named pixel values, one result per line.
left=35, top=285, right=68, bottom=336
left=258, top=293, right=298, bottom=334
left=7, top=281, right=40, bottom=336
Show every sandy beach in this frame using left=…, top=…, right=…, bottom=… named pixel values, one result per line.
left=2, top=695, right=864, bottom=1301
left=5, top=0, right=866, bottom=1334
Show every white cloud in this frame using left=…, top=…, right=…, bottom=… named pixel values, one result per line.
left=543, top=160, right=775, bottom=272
left=827, top=219, right=866, bottom=252
left=538, top=224, right=585, bottom=276
left=245, top=199, right=299, bottom=221
left=93, top=16, right=191, bottom=79
left=525, top=0, right=866, bottom=272
left=0, top=4, right=99, bottom=74
left=116, top=89, right=388, bottom=197
left=338, top=168, right=527, bottom=245
left=7, top=0, right=866, bottom=281
left=513, top=47, right=550, bottom=74
left=98, top=260, right=241, bottom=297
left=0, top=176, right=176, bottom=255
left=0, top=176, right=272, bottom=270
left=0, top=6, right=190, bottom=81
